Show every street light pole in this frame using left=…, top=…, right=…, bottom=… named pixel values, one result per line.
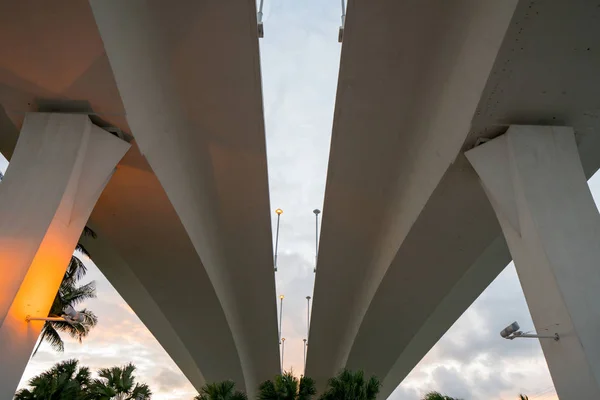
left=281, top=337, right=286, bottom=372
left=274, top=208, right=283, bottom=271
left=303, top=338, right=307, bottom=375
left=306, top=295, right=311, bottom=339
left=279, top=294, right=284, bottom=344
left=313, top=209, right=321, bottom=272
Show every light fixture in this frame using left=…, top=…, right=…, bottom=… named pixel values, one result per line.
left=501, top=321, right=559, bottom=341
left=26, top=305, right=85, bottom=326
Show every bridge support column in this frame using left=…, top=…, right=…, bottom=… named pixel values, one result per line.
left=466, top=125, right=600, bottom=399
left=0, top=113, right=129, bottom=397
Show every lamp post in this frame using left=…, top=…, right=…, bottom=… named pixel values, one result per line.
left=338, top=0, right=346, bottom=42
left=306, top=295, right=311, bottom=339
left=303, top=338, right=307, bottom=374
left=281, top=337, right=286, bottom=372
left=279, top=294, right=284, bottom=344
left=274, top=208, right=283, bottom=271
left=313, top=209, right=320, bottom=272
left=257, top=0, right=265, bottom=38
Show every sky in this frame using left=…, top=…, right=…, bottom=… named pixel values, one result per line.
left=3, top=0, right=594, bottom=399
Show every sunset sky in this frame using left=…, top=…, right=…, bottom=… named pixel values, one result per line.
left=4, top=1, right=589, bottom=399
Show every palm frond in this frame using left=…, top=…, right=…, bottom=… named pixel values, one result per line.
left=298, top=376, right=316, bottom=400
left=61, top=281, right=97, bottom=305
left=37, top=322, right=65, bottom=352
left=258, top=379, right=279, bottom=400
left=129, top=383, right=152, bottom=399
left=83, top=226, right=97, bottom=238
left=63, top=255, right=88, bottom=283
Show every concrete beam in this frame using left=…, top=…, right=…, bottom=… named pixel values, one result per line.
left=0, top=113, right=129, bottom=398
left=90, top=1, right=278, bottom=393
left=306, top=0, right=517, bottom=389
left=84, top=142, right=245, bottom=389
left=467, top=126, right=600, bottom=399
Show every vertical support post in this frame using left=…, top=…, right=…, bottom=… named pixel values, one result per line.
left=280, top=337, right=286, bottom=373
left=0, top=113, right=129, bottom=398
left=303, top=338, right=307, bottom=375
left=274, top=209, right=283, bottom=271
left=278, top=295, right=284, bottom=344
left=313, top=209, right=320, bottom=273
left=466, top=125, right=600, bottom=399
left=306, top=295, right=311, bottom=339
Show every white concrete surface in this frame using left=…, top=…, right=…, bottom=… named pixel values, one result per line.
left=467, top=126, right=600, bottom=399
left=83, top=142, right=245, bottom=388
left=306, top=0, right=518, bottom=391
left=90, top=1, right=278, bottom=394
left=0, top=113, right=129, bottom=398
left=308, top=1, right=600, bottom=398
left=0, top=1, right=278, bottom=394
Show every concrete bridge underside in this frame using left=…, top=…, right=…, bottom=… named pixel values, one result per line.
left=0, top=0, right=278, bottom=395
left=306, top=1, right=600, bottom=398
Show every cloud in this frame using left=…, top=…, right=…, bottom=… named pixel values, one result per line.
left=389, top=265, right=557, bottom=400
left=155, top=368, right=190, bottom=393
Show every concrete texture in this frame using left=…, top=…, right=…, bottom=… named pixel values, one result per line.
left=0, top=113, right=129, bottom=398
left=0, top=0, right=277, bottom=394
left=467, top=126, right=600, bottom=399
left=308, top=1, right=600, bottom=398
left=306, top=0, right=518, bottom=392
left=89, top=1, right=278, bottom=394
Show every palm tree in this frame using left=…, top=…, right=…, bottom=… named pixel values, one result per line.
left=35, top=227, right=99, bottom=353
left=519, top=396, right=529, bottom=400
left=14, top=359, right=91, bottom=400
left=422, top=392, right=461, bottom=400
left=194, top=380, right=247, bottom=400
left=258, top=372, right=316, bottom=400
left=87, top=363, right=152, bottom=399
left=319, top=369, right=380, bottom=400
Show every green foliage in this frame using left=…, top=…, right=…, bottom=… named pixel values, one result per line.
left=258, top=372, right=316, bottom=400
left=14, top=359, right=90, bottom=400
left=15, top=360, right=151, bottom=399
left=87, top=363, right=152, bottom=399
left=195, top=380, right=247, bottom=400
left=422, top=392, right=461, bottom=400
left=319, top=369, right=380, bottom=400
left=35, top=228, right=98, bottom=354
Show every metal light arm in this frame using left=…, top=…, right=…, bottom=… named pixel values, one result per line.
left=508, top=331, right=560, bottom=341
left=26, top=316, right=68, bottom=323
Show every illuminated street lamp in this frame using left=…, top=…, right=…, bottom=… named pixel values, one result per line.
left=26, top=305, right=84, bottom=325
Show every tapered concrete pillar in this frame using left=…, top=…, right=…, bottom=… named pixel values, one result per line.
left=0, top=113, right=129, bottom=397
left=466, top=125, right=600, bottom=399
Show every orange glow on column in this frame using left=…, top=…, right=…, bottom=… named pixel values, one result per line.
left=6, top=222, right=78, bottom=331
